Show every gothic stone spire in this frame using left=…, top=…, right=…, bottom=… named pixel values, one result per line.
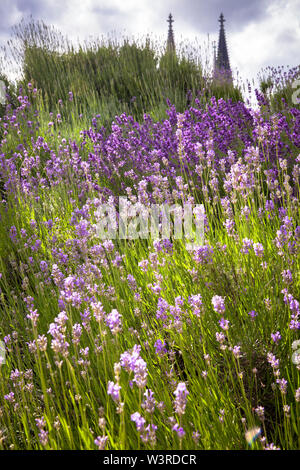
left=216, top=13, right=231, bottom=75
left=166, top=13, right=175, bottom=53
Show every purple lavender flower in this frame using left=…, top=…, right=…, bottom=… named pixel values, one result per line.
left=232, top=345, right=241, bottom=358
left=248, top=310, right=258, bottom=319
left=4, top=392, right=15, bottom=403
left=26, top=309, right=39, bottom=328
left=131, top=412, right=146, bottom=431
left=193, top=245, right=214, bottom=265
left=120, top=345, right=141, bottom=372
left=127, top=274, right=137, bottom=290
left=267, top=352, right=279, bottom=369
left=40, top=261, right=48, bottom=272
left=173, top=382, right=189, bottom=416
left=212, top=295, right=226, bottom=315
left=133, top=358, right=148, bottom=388
left=253, top=242, right=264, bottom=258
left=94, top=436, right=108, bottom=450
left=154, top=339, right=167, bottom=357
left=241, top=238, right=253, bottom=254
left=271, top=331, right=281, bottom=344
left=142, top=389, right=156, bottom=414
left=38, top=430, right=49, bottom=447
left=276, top=378, right=287, bottom=394
left=172, top=423, right=185, bottom=438
left=281, top=269, right=293, bottom=284
left=91, top=301, right=105, bottom=322
left=107, top=381, right=121, bottom=403
left=219, top=317, right=230, bottom=331
left=106, top=309, right=122, bottom=335
left=189, top=294, right=203, bottom=317
left=72, top=323, right=82, bottom=346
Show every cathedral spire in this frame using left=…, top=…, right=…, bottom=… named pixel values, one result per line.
left=215, top=13, right=232, bottom=80
left=166, top=13, right=175, bottom=54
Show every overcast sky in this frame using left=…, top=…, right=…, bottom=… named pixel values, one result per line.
left=0, top=0, right=299, bottom=86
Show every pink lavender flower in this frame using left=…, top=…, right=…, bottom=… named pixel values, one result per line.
left=138, top=259, right=149, bottom=272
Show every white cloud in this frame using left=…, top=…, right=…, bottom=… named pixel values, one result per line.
left=227, top=0, right=300, bottom=89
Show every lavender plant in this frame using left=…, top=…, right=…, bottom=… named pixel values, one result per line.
left=0, top=74, right=299, bottom=450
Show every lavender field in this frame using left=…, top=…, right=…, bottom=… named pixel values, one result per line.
left=0, top=20, right=300, bottom=451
